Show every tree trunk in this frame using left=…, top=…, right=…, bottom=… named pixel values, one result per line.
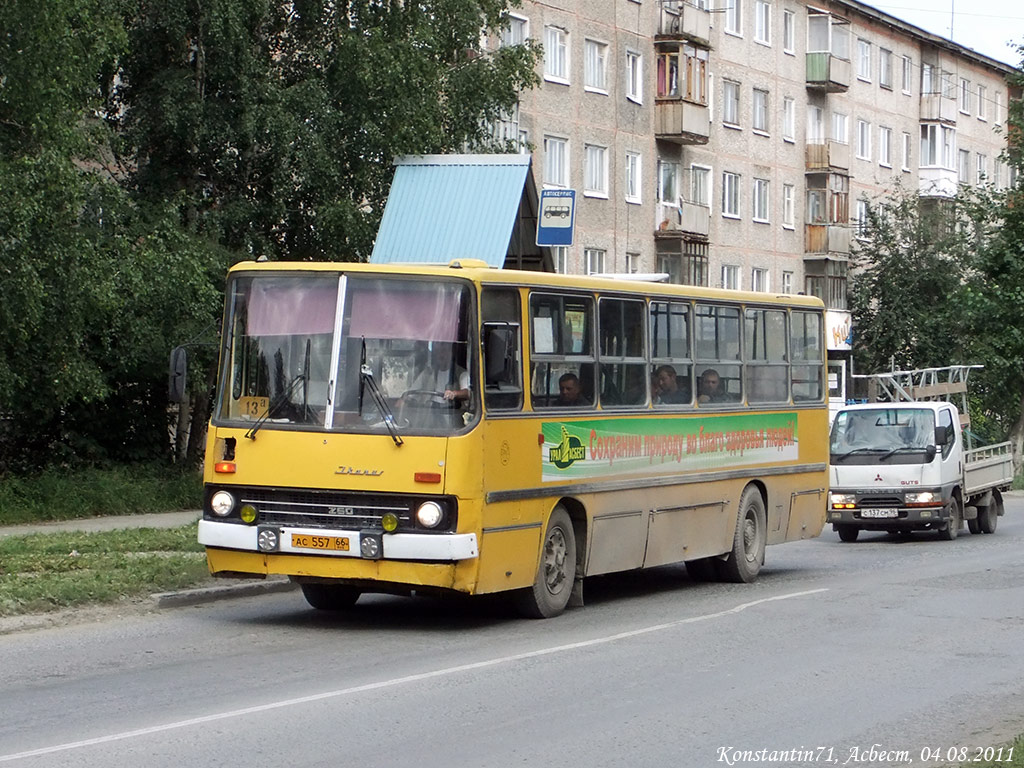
left=1008, top=389, right=1024, bottom=475
left=185, top=362, right=216, bottom=468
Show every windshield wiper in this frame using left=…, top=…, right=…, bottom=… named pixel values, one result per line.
left=360, top=364, right=403, bottom=446
left=880, top=446, right=927, bottom=461
left=832, top=447, right=885, bottom=462
left=245, top=369, right=307, bottom=440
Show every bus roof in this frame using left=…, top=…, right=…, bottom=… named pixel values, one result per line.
left=226, top=260, right=826, bottom=309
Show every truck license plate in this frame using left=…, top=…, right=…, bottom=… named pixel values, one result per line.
left=291, top=534, right=350, bottom=551
left=862, top=508, right=899, bottom=518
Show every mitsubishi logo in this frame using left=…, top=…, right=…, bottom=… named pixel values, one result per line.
left=874, top=474, right=884, bottom=482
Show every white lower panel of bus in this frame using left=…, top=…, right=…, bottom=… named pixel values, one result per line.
left=198, top=520, right=478, bottom=561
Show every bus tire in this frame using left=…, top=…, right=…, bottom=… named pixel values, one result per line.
left=836, top=524, right=860, bottom=543
left=715, top=486, right=766, bottom=583
left=515, top=507, right=576, bottom=619
left=300, top=583, right=361, bottom=611
left=939, top=494, right=961, bottom=541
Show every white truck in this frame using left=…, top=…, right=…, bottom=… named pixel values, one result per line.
left=827, top=369, right=1013, bottom=541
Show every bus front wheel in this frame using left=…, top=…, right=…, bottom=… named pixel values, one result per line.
left=300, top=583, right=362, bottom=611
left=516, top=507, right=577, bottom=619
left=715, top=487, right=766, bottom=583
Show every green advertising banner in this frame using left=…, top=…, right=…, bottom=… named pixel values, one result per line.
left=542, top=412, right=799, bottom=482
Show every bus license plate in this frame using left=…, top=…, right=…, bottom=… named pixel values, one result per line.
left=291, top=534, right=350, bottom=551
left=862, top=508, right=898, bottom=518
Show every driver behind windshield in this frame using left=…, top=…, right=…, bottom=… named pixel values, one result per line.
left=410, top=342, right=471, bottom=405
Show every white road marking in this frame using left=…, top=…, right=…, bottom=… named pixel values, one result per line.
left=1, top=588, right=827, bottom=762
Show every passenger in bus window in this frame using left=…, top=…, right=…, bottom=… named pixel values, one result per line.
left=655, top=364, right=690, bottom=404
left=555, top=373, right=588, bottom=407
left=698, top=368, right=723, bottom=403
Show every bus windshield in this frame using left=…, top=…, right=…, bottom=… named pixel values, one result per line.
left=215, top=273, right=478, bottom=436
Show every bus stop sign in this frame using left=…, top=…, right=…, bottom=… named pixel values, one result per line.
left=536, top=189, right=576, bottom=247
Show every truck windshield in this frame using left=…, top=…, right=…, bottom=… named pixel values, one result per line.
left=214, top=273, right=478, bottom=436
left=830, top=408, right=934, bottom=457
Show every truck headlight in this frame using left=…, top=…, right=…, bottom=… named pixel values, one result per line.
left=906, top=491, right=939, bottom=505
left=210, top=490, right=235, bottom=517
left=830, top=493, right=856, bottom=509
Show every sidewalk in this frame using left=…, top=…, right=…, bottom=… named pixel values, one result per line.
left=0, top=509, right=202, bottom=538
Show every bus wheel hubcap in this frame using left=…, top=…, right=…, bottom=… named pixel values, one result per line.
left=544, top=528, right=568, bottom=593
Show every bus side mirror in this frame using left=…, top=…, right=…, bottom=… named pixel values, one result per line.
left=483, top=323, right=518, bottom=386
left=169, top=346, right=188, bottom=403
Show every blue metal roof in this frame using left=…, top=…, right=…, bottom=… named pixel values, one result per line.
left=370, top=154, right=532, bottom=268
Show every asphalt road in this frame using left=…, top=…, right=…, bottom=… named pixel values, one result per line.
left=1, top=498, right=1022, bottom=768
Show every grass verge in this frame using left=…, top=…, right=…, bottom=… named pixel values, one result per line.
left=0, top=465, right=202, bottom=525
left=0, top=524, right=212, bottom=616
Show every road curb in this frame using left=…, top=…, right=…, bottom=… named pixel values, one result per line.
left=152, top=578, right=297, bottom=608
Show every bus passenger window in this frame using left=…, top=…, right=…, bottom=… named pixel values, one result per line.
left=530, top=292, right=595, bottom=409
left=481, top=288, right=523, bottom=411
left=791, top=310, right=824, bottom=402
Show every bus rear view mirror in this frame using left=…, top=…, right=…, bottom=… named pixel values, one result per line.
left=168, top=346, right=188, bottom=403
left=483, top=323, right=518, bottom=386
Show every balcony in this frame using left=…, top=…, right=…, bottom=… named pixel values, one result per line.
left=656, top=200, right=710, bottom=239
left=805, top=140, right=850, bottom=172
left=920, top=92, right=957, bottom=123
left=919, top=167, right=957, bottom=198
left=805, top=224, right=851, bottom=255
left=657, top=0, right=710, bottom=46
left=806, top=52, right=850, bottom=92
left=655, top=99, right=709, bottom=144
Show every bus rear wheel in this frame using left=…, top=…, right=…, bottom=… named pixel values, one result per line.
left=300, top=583, right=362, bottom=611
left=515, top=507, right=576, bottom=619
left=715, top=486, right=766, bottom=583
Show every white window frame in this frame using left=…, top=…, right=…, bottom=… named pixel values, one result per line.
left=584, top=39, right=609, bottom=93
left=625, top=252, right=640, bottom=274
left=856, top=119, right=871, bottom=160
left=752, top=178, right=770, bottom=223
left=721, top=264, right=740, bottom=290
left=691, top=164, right=712, bottom=207
left=725, top=0, right=742, bottom=36
left=722, top=171, right=740, bottom=218
left=782, top=183, right=795, bottom=228
left=544, top=26, right=569, bottom=84
left=625, top=151, right=642, bottom=204
left=781, top=271, right=793, bottom=294
left=879, top=126, right=892, bottom=168
left=831, top=112, right=848, bottom=144
left=543, top=135, right=569, bottom=187
left=958, top=148, right=970, bottom=184
left=855, top=199, right=870, bottom=240
left=584, top=247, right=606, bottom=276
left=995, top=91, right=1003, bottom=125
left=976, top=153, right=987, bottom=185
left=960, top=78, right=972, bottom=114
left=902, top=55, right=913, bottom=94
left=857, top=39, right=871, bottom=81
left=658, top=160, right=680, bottom=204
left=977, top=85, right=987, bottom=121
left=626, top=50, right=643, bottom=104
left=752, top=88, right=769, bottom=134
left=901, top=132, right=911, bottom=172
left=755, top=0, right=771, bottom=45
left=584, top=144, right=609, bottom=198
left=782, top=10, right=795, bottom=54
left=553, top=246, right=569, bottom=274
left=751, top=267, right=769, bottom=292
left=500, top=14, right=528, bottom=47
left=723, top=80, right=740, bottom=127
left=879, top=48, right=893, bottom=89
left=782, top=97, right=795, bottom=142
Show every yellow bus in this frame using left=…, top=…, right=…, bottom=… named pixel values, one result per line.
left=198, top=259, right=828, bottom=618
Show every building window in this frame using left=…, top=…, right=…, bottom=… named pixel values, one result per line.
left=544, top=26, right=569, bottom=83
left=752, top=178, right=770, bottom=223
left=691, top=165, right=711, bottom=207
left=725, top=0, right=741, bottom=35
left=857, top=39, right=871, bottom=81
left=553, top=246, right=569, bottom=274
left=755, top=0, right=771, bottom=44
left=902, top=55, right=913, bottom=94
left=856, top=119, right=871, bottom=160
left=722, top=172, right=740, bottom=218
left=543, top=135, right=568, bottom=187
left=902, top=132, right=911, bottom=171
left=751, top=268, right=769, bottom=292
left=500, top=14, right=527, bottom=47
left=807, top=105, right=824, bottom=141
left=584, top=144, right=608, bottom=197
left=625, top=151, right=642, bottom=204
left=584, top=39, right=608, bottom=92
left=783, top=97, right=795, bottom=141
left=782, top=183, right=795, bottom=228
left=783, top=10, right=795, bottom=53
left=855, top=199, right=870, bottom=239
left=657, top=44, right=708, bottom=104
left=958, top=149, right=970, bottom=183
left=879, top=126, right=892, bottom=167
left=831, top=112, right=848, bottom=144
left=659, top=160, right=679, bottom=203
left=977, top=85, right=987, bottom=120
left=976, top=153, right=987, bottom=184
left=723, top=80, right=740, bottom=127
left=752, top=88, right=769, bottom=133
left=921, top=124, right=956, bottom=168
left=782, top=271, right=793, bottom=294
left=921, top=63, right=934, bottom=94
left=626, top=51, right=643, bottom=103
left=960, top=78, right=972, bottom=113
left=879, top=48, right=892, bottom=89
left=625, top=252, right=640, bottom=274
left=585, top=248, right=606, bottom=275
left=722, top=264, right=740, bottom=290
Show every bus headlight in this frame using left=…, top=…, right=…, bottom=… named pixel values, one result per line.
left=416, top=501, right=444, bottom=529
left=210, top=490, right=236, bottom=517
left=906, top=491, right=939, bottom=505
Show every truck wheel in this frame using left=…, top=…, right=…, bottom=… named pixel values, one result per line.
left=939, top=495, right=962, bottom=541
left=836, top=525, right=860, bottom=543
left=979, top=502, right=999, bottom=534
left=300, top=583, right=361, bottom=610
left=515, top=507, right=576, bottom=619
left=968, top=515, right=982, bottom=535
left=715, top=486, right=766, bottom=583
